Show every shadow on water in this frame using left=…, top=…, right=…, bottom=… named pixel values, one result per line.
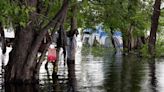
left=67, top=61, right=77, bottom=92
left=5, top=84, right=40, bottom=92
left=148, top=58, right=157, bottom=92
left=49, top=61, right=77, bottom=92
left=40, top=60, right=77, bottom=92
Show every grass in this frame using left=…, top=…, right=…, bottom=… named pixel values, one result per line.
left=82, top=45, right=114, bottom=57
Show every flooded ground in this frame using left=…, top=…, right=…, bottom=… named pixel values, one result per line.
left=0, top=47, right=164, bottom=92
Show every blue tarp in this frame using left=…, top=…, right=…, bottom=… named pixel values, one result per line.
left=113, top=31, right=122, bottom=36
left=100, top=32, right=107, bottom=38
left=96, top=26, right=108, bottom=38
left=96, top=26, right=103, bottom=33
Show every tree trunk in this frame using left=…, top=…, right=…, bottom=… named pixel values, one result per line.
left=122, top=25, right=133, bottom=53
left=110, top=27, right=115, bottom=48
left=5, top=0, right=69, bottom=84
left=127, top=24, right=133, bottom=52
left=123, top=24, right=145, bottom=53
left=70, top=3, right=78, bottom=32
left=149, top=59, right=157, bottom=91
left=148, top=0, right=161, bottom=56
left=5, top=26, right=37, bottom=84
left=122, top=29, right=128, bottom=53
left=67, top=61, right=77, bottom=91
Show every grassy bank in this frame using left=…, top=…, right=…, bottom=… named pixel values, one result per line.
left=81, top=45, right=114, bottom=57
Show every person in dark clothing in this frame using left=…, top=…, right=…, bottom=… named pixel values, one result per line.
left=56, top=26, right=67, bottom=63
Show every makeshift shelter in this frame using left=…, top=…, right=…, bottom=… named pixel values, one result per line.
left=82, top=28, right=93, bottom=46
left=113, top=31, right=123, bottom=51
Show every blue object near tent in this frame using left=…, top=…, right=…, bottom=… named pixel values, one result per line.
left=113, top=31, right=123, bottom=49
left=100, top=32, right=107, bottom=38
left=113, top=31, right=122, bottom=36
left=96, top=26, right=108, bottom=38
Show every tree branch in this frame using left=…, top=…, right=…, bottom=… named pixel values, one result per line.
left=25, top=0, right=69, bottom=68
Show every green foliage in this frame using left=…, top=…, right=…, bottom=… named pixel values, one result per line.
left=82, top=45, right=113, bottom=57
left=140, top=35, right=164, bottom=58
left=156, top=30, right=164, bottom=57
left=77, top=0, right=153, bottom=38
left=159, top=9, right=164, bottom=27
left=0, top=0, right=35, bottom=27
left=48, top=0, right=62, bottom=19
left=0, top=0, right=162, bottom=56
left=13, top=6, right=36, bottom=27
left=0, top=0, right=12, bottom=26
left=156, top=41, right=164, bottom=57
left=140, top=43, right=150, bottom=57
left=0, top=0, right=63, bottom=28
left=77, top=0, right=105, bottom=28
left=91, top=47, right=111, bottom=57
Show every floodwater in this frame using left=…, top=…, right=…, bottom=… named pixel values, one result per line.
left=0, top=47, right=164, bottom=92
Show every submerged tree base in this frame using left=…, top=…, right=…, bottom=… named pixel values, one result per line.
left=5, top=83, right=40, bottom=92
left=67, top=59, right=75, bottom=65
left=5, top=78, right=40, bottom=85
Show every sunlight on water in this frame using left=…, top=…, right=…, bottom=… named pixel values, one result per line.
left=76, top=52, right=105, bottom=92
left=0, top=47, right=12, bottom=92
left=156, top=61, right=164, bottom=92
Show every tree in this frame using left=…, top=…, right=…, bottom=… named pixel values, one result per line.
left=4, top=0, right=69, bottom=84
left=148, top=0, right=161, bottom=56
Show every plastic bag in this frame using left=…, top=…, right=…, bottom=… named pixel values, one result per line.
left=47, top=48, right=56, bottom=62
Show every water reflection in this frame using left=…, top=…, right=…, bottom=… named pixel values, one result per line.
left=1, top=47, right=164, bottom=92
left=52, top=70, right=62, bottom=92
left=103, top=52, right=158, bottom=92
left=67, top=62, right=77, bottom=92
left=149, top=59, right=157, bottom=92
left=5, top=84, right=40, bottom=92
left=76, top=48, right=105, bottom=92
left=103, top=51, right=123, bottom=92
left=0, top=54, right=5, bottom=92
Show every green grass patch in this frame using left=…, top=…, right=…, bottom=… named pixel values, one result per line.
left=82, top=45, right=114, bottom=57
